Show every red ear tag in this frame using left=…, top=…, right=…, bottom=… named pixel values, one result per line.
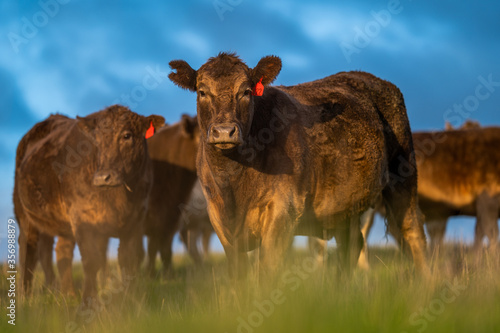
left=145, top=121, right=155, bottom=139
left=252, top=77, right=264, bottom=96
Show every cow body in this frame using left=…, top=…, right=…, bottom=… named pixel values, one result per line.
left=415, top=127, right=500, bottom=250
left=169, top=53, right=428, bottom=277
left=14, top=105, right=164, bottom=300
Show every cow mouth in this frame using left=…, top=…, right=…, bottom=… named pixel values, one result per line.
left=93, top=182, right=122, bottom=188
left=211, top=142, right=240, bottom=150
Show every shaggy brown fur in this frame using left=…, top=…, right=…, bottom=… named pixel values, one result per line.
left=169, top=52, right=429, bottom=277
left=14, top=105, right=164, bottom=301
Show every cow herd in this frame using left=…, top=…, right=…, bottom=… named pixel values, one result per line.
left=13, top=53, right=499, bottom=304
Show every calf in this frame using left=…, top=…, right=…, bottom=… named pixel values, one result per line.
left=168, top=52, right=429, bottom=278
left=14, top=105, right=164, bottom=301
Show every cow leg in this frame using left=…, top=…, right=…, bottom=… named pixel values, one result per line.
left=179, top=226, right=188, bottom=247
left=158, top=231, right=175, bottom=277
left=98, top=240, right=109, bottom=290
left=38, top=233, right=56, bottom=287
left=147, top=235, right=159, bottom=277
left=358, top=207, right=376, bottom=271
left=118, top=232, right=144, bottom=281
left=259, top=214, right=297, bottom=281
left=76, top=227, right=108, bottom=302
left=334, top=215, right=363, bottom=277
left=473, top=221, right=485, bottom=252
left=475, top=192, right=499, bottom=252
left=55, top=236, right=76, bottom=295
left=19, top=222, right=39, bottom=294
left=307, top=237, right=327, bottom=266
left=180, top=227, right=202, bottom=265
left=383, top=187, right=429, bottom=275
left=224, top=244, right=249, bottom=280
left=426, top=219, right=447, bottom=256
left=206, top=200, right=250, bottom=279
left=201, top=228, right=212, bottom=259
left=188, top=229, right=204, bottom=265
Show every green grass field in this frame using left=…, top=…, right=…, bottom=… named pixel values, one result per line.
left=1, top=245, right=499, bottom=333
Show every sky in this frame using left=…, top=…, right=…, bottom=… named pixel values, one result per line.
left=1, top=0, right=499, bottom=261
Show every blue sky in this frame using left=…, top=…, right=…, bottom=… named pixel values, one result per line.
left=1, top=0, right=499, bottom=261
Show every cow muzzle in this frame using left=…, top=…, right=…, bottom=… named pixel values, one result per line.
left=207, top=123, right=243, bottom=150
left=93, top=170, right=122, bottom=187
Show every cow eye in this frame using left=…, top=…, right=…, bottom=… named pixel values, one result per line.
left=199, top=90, right=206, bottom=97
left=243, top=89, right=252, bottom=96
left=122, top=132, right=132, bottom=140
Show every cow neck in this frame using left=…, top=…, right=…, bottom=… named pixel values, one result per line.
left=199, top=142, right=245, bottom=186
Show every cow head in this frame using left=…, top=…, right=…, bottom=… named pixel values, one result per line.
left=180, top=114, right=200, bottom=141
left=168, top=52, right=281, bottom=151
left=77, top=105, right=165, bottom=188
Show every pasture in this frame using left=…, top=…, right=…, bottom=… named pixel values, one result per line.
left=1, top=245, right=499, bottom=333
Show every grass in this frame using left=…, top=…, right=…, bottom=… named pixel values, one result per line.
left=1, top=245, right=499, bottom=333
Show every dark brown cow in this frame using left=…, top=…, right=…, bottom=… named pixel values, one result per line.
left=14, top=105, right=164, bottom=301
left=24, top=114, right=202, bottom=287
left=168, top=52, right=429, bottom=278
left=144, top=114, right=200, bottom=276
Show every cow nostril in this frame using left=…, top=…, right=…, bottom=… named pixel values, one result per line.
left=212, top=127, right=220, bottom=139
left=93, top=170, right=120, bottom=187
left=229, top=127, right=236, bottom=137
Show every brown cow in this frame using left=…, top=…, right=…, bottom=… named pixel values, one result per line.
left=144, top=114, right=201, bottom=276
left=168, top=52, right=429, bottom=278
left=25, top=114, right=202, bottom=287
left=358, top=120, right=498, bottom=268
left=14, top=105, right=164, bottom=301
left=416, top=125, right=500, bottom=252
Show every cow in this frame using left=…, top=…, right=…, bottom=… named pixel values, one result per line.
left=415, top=124, right=500, bottom=253
left=168, top=52, right=429, bottom=278
left=353, top=120, right=499, bottom=269
left=144, top=114, right=201, bottom=276
left=14, top=105, right=164, bottom=302
left=23, top=113, right=203, bottom=288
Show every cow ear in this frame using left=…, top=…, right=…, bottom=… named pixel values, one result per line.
left=251, top=55, right=282, bottom=86
left=180, top=114, right=197, bottom=137
left=143, top=115, right=165, bottom=139
left=169, top=60, right=197, bottom=92
left=76, top=116, right=96, bottom=132
left=444, top=121, right=454, bottom=131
